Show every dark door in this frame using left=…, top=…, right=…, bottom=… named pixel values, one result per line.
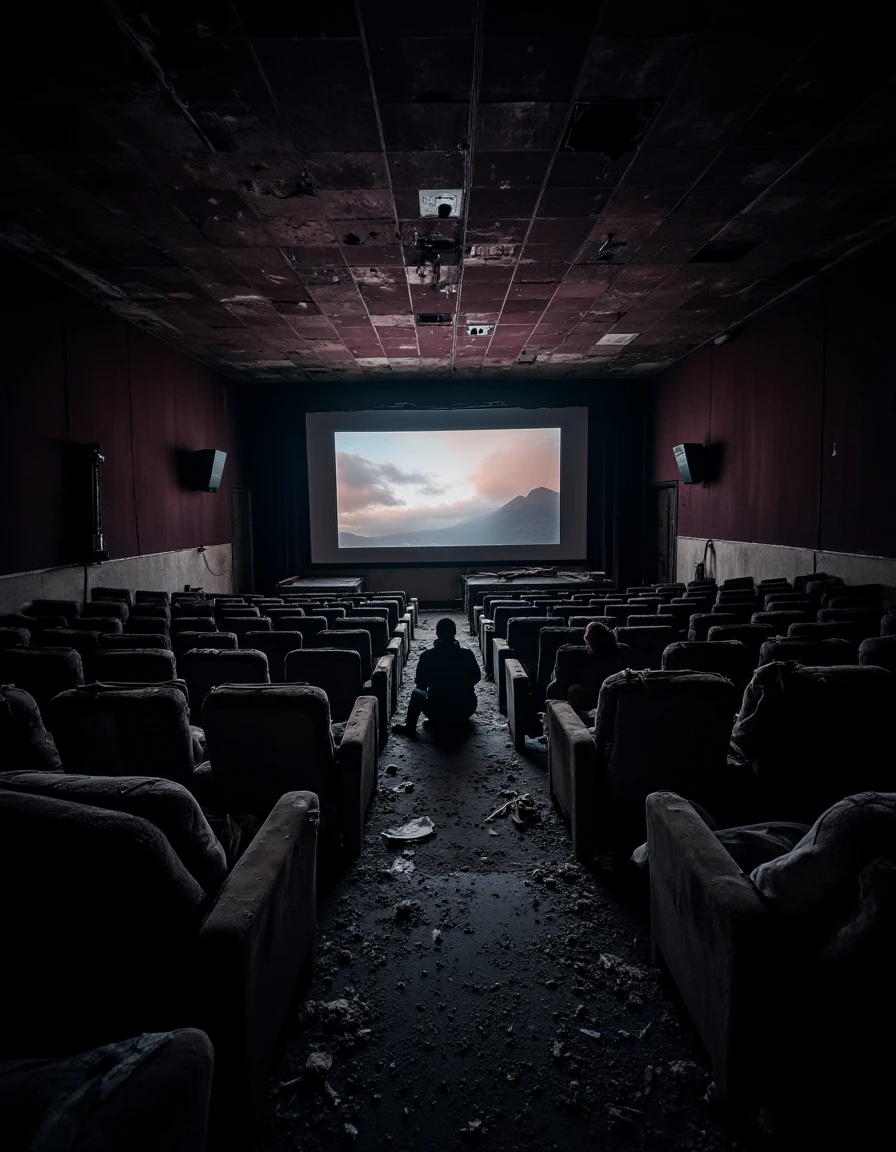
left=230, top=486, right=255, bottom=594
left=655, top=484, right=676, bottom=583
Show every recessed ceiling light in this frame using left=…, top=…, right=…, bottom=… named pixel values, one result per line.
left=596, top=333, right=639, bottom=346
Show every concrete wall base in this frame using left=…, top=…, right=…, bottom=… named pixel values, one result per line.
left=0, top=545, right=233, bottom=615
left=676, top=536, right=896, bottom=603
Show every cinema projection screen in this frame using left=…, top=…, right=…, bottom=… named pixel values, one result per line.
left=306, top=408, right=588, bottom=565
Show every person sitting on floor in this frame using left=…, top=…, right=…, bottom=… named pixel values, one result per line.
left=392, top=618, right=481, bottom=738
left=547, top=620, right=624, bottom=714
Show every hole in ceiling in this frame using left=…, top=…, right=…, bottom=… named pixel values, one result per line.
left=417, top=313, right=453, bottom=325
left=343, top=233, right=361, bottom=245
left=239, top=175, right=314, bottom=199
left=561, top=100, right=662, bottom=161
left=689, top=240, right=760, bottom=263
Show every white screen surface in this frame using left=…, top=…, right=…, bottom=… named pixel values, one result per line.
left=306, top=408, right=587, bottom=565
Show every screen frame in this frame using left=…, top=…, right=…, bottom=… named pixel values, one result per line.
left=306, top=406, right=588, bottom=566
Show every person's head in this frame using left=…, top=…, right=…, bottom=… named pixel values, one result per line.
left=584, top=620, right=618, bottom=657
left=435, top=618, right=457, bottom=642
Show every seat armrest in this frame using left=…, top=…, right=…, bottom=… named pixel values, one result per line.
left=492, top=637, right=510, bottom=696
left=392, top=621, right=410, bottom=658
left=385, top=637, right=403, bottom=706
left=472, top=605, right=483, bottom=636
left=646, top=790, right=777, bottom=1107
left=505, top=658, right=531, bottom=752
left=400, top=610, right=414, bottom=641
left=337, top=695, right=378, bottom=858
left=485, top=630, right=503, bottom=679
left=478, top=618, right=493, bottom=655
left=372, top=655, right=394, bottom=746
left=546, top=700, right=599, bottom=861
left=495, top=640, right=515, bottom=711
left=196, top=790, right=319, bottom=1146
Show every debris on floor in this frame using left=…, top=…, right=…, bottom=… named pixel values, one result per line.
left=380, top=815, right=435, bottom=842
left=485, top=790, right=540, bottom=826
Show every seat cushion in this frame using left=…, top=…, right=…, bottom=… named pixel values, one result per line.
left=0, top=772, right=227, bottom=895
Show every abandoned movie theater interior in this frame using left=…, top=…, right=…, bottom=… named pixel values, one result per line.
left=3, top=3, right=896, bottom=1150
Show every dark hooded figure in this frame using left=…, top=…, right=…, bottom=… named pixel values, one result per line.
left=392, top=618, right=481, bottom=738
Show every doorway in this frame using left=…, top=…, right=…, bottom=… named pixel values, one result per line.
left=654, top=483, right=677, bottom=584
left=230, top=486, right=255, bottom=594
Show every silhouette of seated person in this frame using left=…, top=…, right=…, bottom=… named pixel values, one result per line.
left=393, top=618, right=481, bottom=737
left=546, top=621, right=624, bottom=715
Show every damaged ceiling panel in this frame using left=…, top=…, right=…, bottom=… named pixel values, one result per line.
left=1, top=3, right=895, bottom=381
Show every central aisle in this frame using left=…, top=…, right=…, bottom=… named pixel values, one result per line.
left=261, top=613, right=743, bottom=1152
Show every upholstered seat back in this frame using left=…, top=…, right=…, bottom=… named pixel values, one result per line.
left=178, top=649, right=270, bottom=716
left=173, top=631, right=237, bottom=660
left=38, top=628, right=100, bottom=660
left=284, top=648, right=363, bottom=722
left=243, top=631, right=303, bottom=683
left=0, top=790, right=205, bottom=1058
left=47, top=684, right=197, bottom=785
left=731, top=662, right=896, bottom=821
left=0, top=647, right=84, bottom=712
left=858, top=636, right=896, bottom=675
left=614, top=626, right=676, bottom=670
left=334, top=615, right=389, bottom=657
left=759, top=638, right=858, bottom=667
left=706, top=622, right=774, bottom=661
left=315, top=629, right=373, bottom=682
left=203, top=684, right=335, bottom=816
left=536, top=628, right=586, bottom=705
left=662, top=639, right=754, bottom=693
left=493, top=606, right=546, bottom=640
left=86, top=648, right=178, bottom=685
left=595, top=669, right=739, bottom=846
left=505, top=617, right=555, bottom=678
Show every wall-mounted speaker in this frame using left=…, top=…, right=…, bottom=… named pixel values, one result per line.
left=673, top=443, right=704, bottom=485
left=192, top=449, right=227, bottom=493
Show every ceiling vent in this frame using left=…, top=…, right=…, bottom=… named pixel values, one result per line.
left=419, top=190, right=464, bottom=218
left=561, top=100, right=662, bottom=161
left=417, top=313, right=452, bottom=325
left=689, top=240, right=760, bottom=263
left=467, top=324, right=492, bottom=337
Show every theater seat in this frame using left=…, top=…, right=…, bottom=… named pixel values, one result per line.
left=100, top=632, right=171, bottom=651
left=706, top=622, right=774, bottom=663
left=496, top=617, right=554, bottom=713
left=38, top=627, right=100, bottom=661
left=334, top=615, right=389, bottom=658
left=46, top=684, right=205, bottom=789
left=0, top=685, right=63, bottom=772
left=228, top=616, right=272, bottom=645
left=548, top=669, right=740, bottom=858
left=730, top=662, right=896, bottom=821
left=243, top=631, right=303, bottom=683
left=202, top=683, right=377, bottom=858
left=315, top=628, right=373, bottom=682
left=0, top=647, right=84, bottom=712
left=858, top=636, right=896, bottom=675
left=23, top=598, right=80, bottom=620
left=614, top=625, right=675, bottom=670
left=758, top=638, right=857, bottom=667
left=506, top=627, right=585, bottom=751
left=0, top=627, right=30, bottom=648
left=86, top=647, right=178, bottom=684
left=662, top=639, right=754, bottom=694
left=178, top=649, right=270, bottom=719
left=689, top=612, right=737, bottom=642
left=0, top=785, right=318, bottom=1146
left=285, top=647, right=392, bottom=747
left=135, top=589, right=170, bottom=606
left=91, top=586, right=133, bottom=608
left=173, top=631, right=237, bottom=660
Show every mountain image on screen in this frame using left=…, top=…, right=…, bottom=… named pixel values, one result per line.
left=339, top=487, right=559, bottom=548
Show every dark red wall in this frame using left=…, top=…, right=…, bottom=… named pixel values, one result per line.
left=651, top=236, right=896, bottom=559
left=0, top=254, right=242, bottom=576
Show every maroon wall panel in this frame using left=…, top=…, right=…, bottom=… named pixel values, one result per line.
left=129, top=327, right=184, bottom=555
left=65, top=300, right=139, bottom=561
left=0, top=271, right=69, bottom=572
left=651, top=240, right=892, bottom=558
left=0, top=251, right=241, bottom=577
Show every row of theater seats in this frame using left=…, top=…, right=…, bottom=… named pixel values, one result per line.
left=535, top=575, right=895, bottom=1126
left=0, top=583, right=415, bottom=1149
left=0, top=589, right=417, bottom=748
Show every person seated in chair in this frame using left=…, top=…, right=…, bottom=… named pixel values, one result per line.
left=392, top=618, right=480, bottom=738
left=549, top=620, right=624, bottom=715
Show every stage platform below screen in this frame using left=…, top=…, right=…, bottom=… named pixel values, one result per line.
left=462, top=571, right=611, bottom=630
left=276, top=576, right=364, bottom=593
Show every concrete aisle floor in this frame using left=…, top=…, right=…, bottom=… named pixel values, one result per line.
left=261, top=612, right=750, bottom=1152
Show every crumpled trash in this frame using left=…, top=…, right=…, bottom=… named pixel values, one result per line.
left=381, top=816, right=435, bottom=843
left=391, top=780, right=414, bottom=794
left=485, top=792, right=540, bottom=827
left=306, top=1051, right=333, bottom=1076
left=388, top=857, right=415, bottom=875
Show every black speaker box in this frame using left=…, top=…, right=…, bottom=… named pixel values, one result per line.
left=192, top=449, right=227, bottom=493
left=673, top=443, right=704, bottom=484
